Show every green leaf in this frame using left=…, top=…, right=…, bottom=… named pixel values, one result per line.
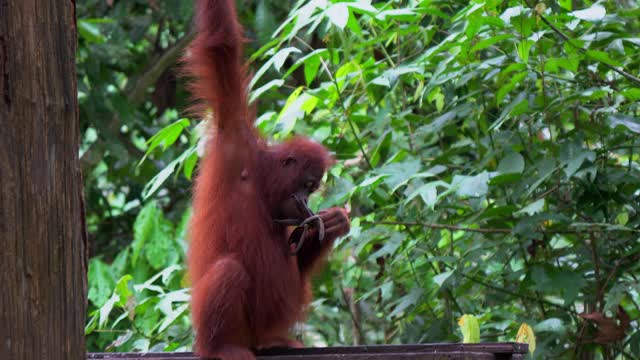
left=544, top=57, right=581, bottom=73
left=78, top=19, right=108, bottom=44
left=143, top=145, right=197, bottom=199
left=497, top=72, right=527, bottom=104
left=418, top=111, right=456, bottom=134
left=609, top=114, right=640, bottom=134
left=157, top=288, right=189, bottom=316
left=408, top=182, right=439, bottom=209
left=142, top=158, right=179, bottom=199
left=334, top=61, right=360, bottom=90
left=304, top=54, right=322, bottom=85
left=114, top=275, right=133, bottom=306
left=370, top=233, right=404, bottom=258
left=517, top=40, right=534, bottom=63
left=433, top=270, right=453, bottom=287
left=534, top=318, right=566, bottom=334
left=274, top=47, right=302, bottom=72
left=559, top=138, right=596, bottom=178
left=99, top=293, right=119, bottom=327
left=276, top=87, right=306, bottom=137
left=629, top=332, right=640, bottom=356
left=378, top=159, right=422, bottom=191
left=158, top=303, right=189, bottom=333
left=183, top=151, right=198, bottom=180
left=347, top=2, right=377, bottom=15
left=254, top=0, right=276, bottom=44
left=465, top=14, right=483, bottom=39
left=131, top=202, right=159, bottom=266
left=427, top=87, right=445, bottom=112
left=389, top=288, right=423, bottom=317
left=145, top=219, right=173, bottom=270
left=458, top=314, right=481, bottom=343
left=514, top=199, right=545, bottom=216
left=470, top=34, right=512, bottom=53
left=490, top=91, right=528, bottom=130
left=132, top=339, right=150, bottom=352
left=356, top=174, right=388, bottom=191
left=326, top=3, right=350, bottom=30
left=621, top=88, right=640, bottom=101
left=250, top=79, right=284, bottom=103
left=571, top=5, right=606, bottom=22
left=559, top=0, right=572, bottom=11
left=454, top=172, right=489, bottom=198
left=282, top=48, right=329, bottom=80
left=489, top=173, right=522, bottom=186
left=87, top=259, right=116, bottom=307
left=376, top=9, right=416, bottom=21
left=346, top=8, right=363, bottom=35
left=616, top=212, right=629, bottom=226
left=147, top=118, right=189, bottom=152
left=586, top=50, right=622, bottom=67
left=498, top=153, right=525, bottom=174
left=525, top=158, right=556, bottom=197
left=369, top=130, right=392, bottom=167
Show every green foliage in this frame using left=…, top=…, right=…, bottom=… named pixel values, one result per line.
left=85, top=202, right=191, bottom=352
left=81, top=0, right=640, bottom=358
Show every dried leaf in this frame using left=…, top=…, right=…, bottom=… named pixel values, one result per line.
left=516, top=323, right=536, bottom=354
left=579, top=306, right=630, bottom=344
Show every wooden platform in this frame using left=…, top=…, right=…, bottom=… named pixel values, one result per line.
left=88, top=343, right=528, bottom=359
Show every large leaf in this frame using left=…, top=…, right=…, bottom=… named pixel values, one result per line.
left=458, top=314, right=481, bottom=343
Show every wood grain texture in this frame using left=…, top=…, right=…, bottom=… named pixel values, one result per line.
left=87, top=343, right=528, bottom=360
left=0, top=1, right=87, bottom=360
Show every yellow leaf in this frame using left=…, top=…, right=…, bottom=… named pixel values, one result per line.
left=516, top=323, right=536, bottom=354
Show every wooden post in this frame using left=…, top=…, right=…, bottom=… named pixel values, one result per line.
left=0, top=1, right=87, bottom=360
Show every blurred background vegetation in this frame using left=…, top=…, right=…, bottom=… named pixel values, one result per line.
left=79, top=0, right=640, bottom=358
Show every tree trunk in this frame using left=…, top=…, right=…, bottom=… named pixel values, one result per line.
left=0, top=1, right=87, bottom=360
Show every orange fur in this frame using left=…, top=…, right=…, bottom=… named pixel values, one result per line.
left=183, top=1, right=350, bottom=359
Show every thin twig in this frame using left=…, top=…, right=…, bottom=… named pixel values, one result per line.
left=461, top=273, right=574, bottom=312
left=294, top=35, right=373, bottom=169
left=588, top=232, right=603, bottom=310
left=366, top=220, right=640, bottom=234
left=597, top=260, right=621, bottom=312
left=321, top=57, right=373, bottom=169
left=535, top=184, right=559, bottom=200
left=340, top=286, right=364, bottom=345
left=370, top=220, right=512, bottom=233
left=127, top=30, right=196, bottom=104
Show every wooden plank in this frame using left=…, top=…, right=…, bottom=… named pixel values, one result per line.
left=89, top=352, right=498, bottom=360
left=87, top=343, right=528, bottom=359
left=257, top=343, right=528, bottom=355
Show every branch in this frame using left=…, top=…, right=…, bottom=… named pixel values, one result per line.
left=524, top=0, right=640, bottom=86
left=294, top=36, right=374, bottom=169
left=461, top=273, right=574, bottom=312
left=340, top=287, right=364, bottom=345
left=366, top=220, right=640, bottom=234
left=126, top=31, right=196, bottom=105
left=81, top=31, right=195, bottom=175
left=369, top=221, right=511, bottom=234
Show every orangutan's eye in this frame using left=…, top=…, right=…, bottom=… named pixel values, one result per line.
left=283, top=157, right=296, bottom=166
left=305, top=181, right=317, bottom=192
